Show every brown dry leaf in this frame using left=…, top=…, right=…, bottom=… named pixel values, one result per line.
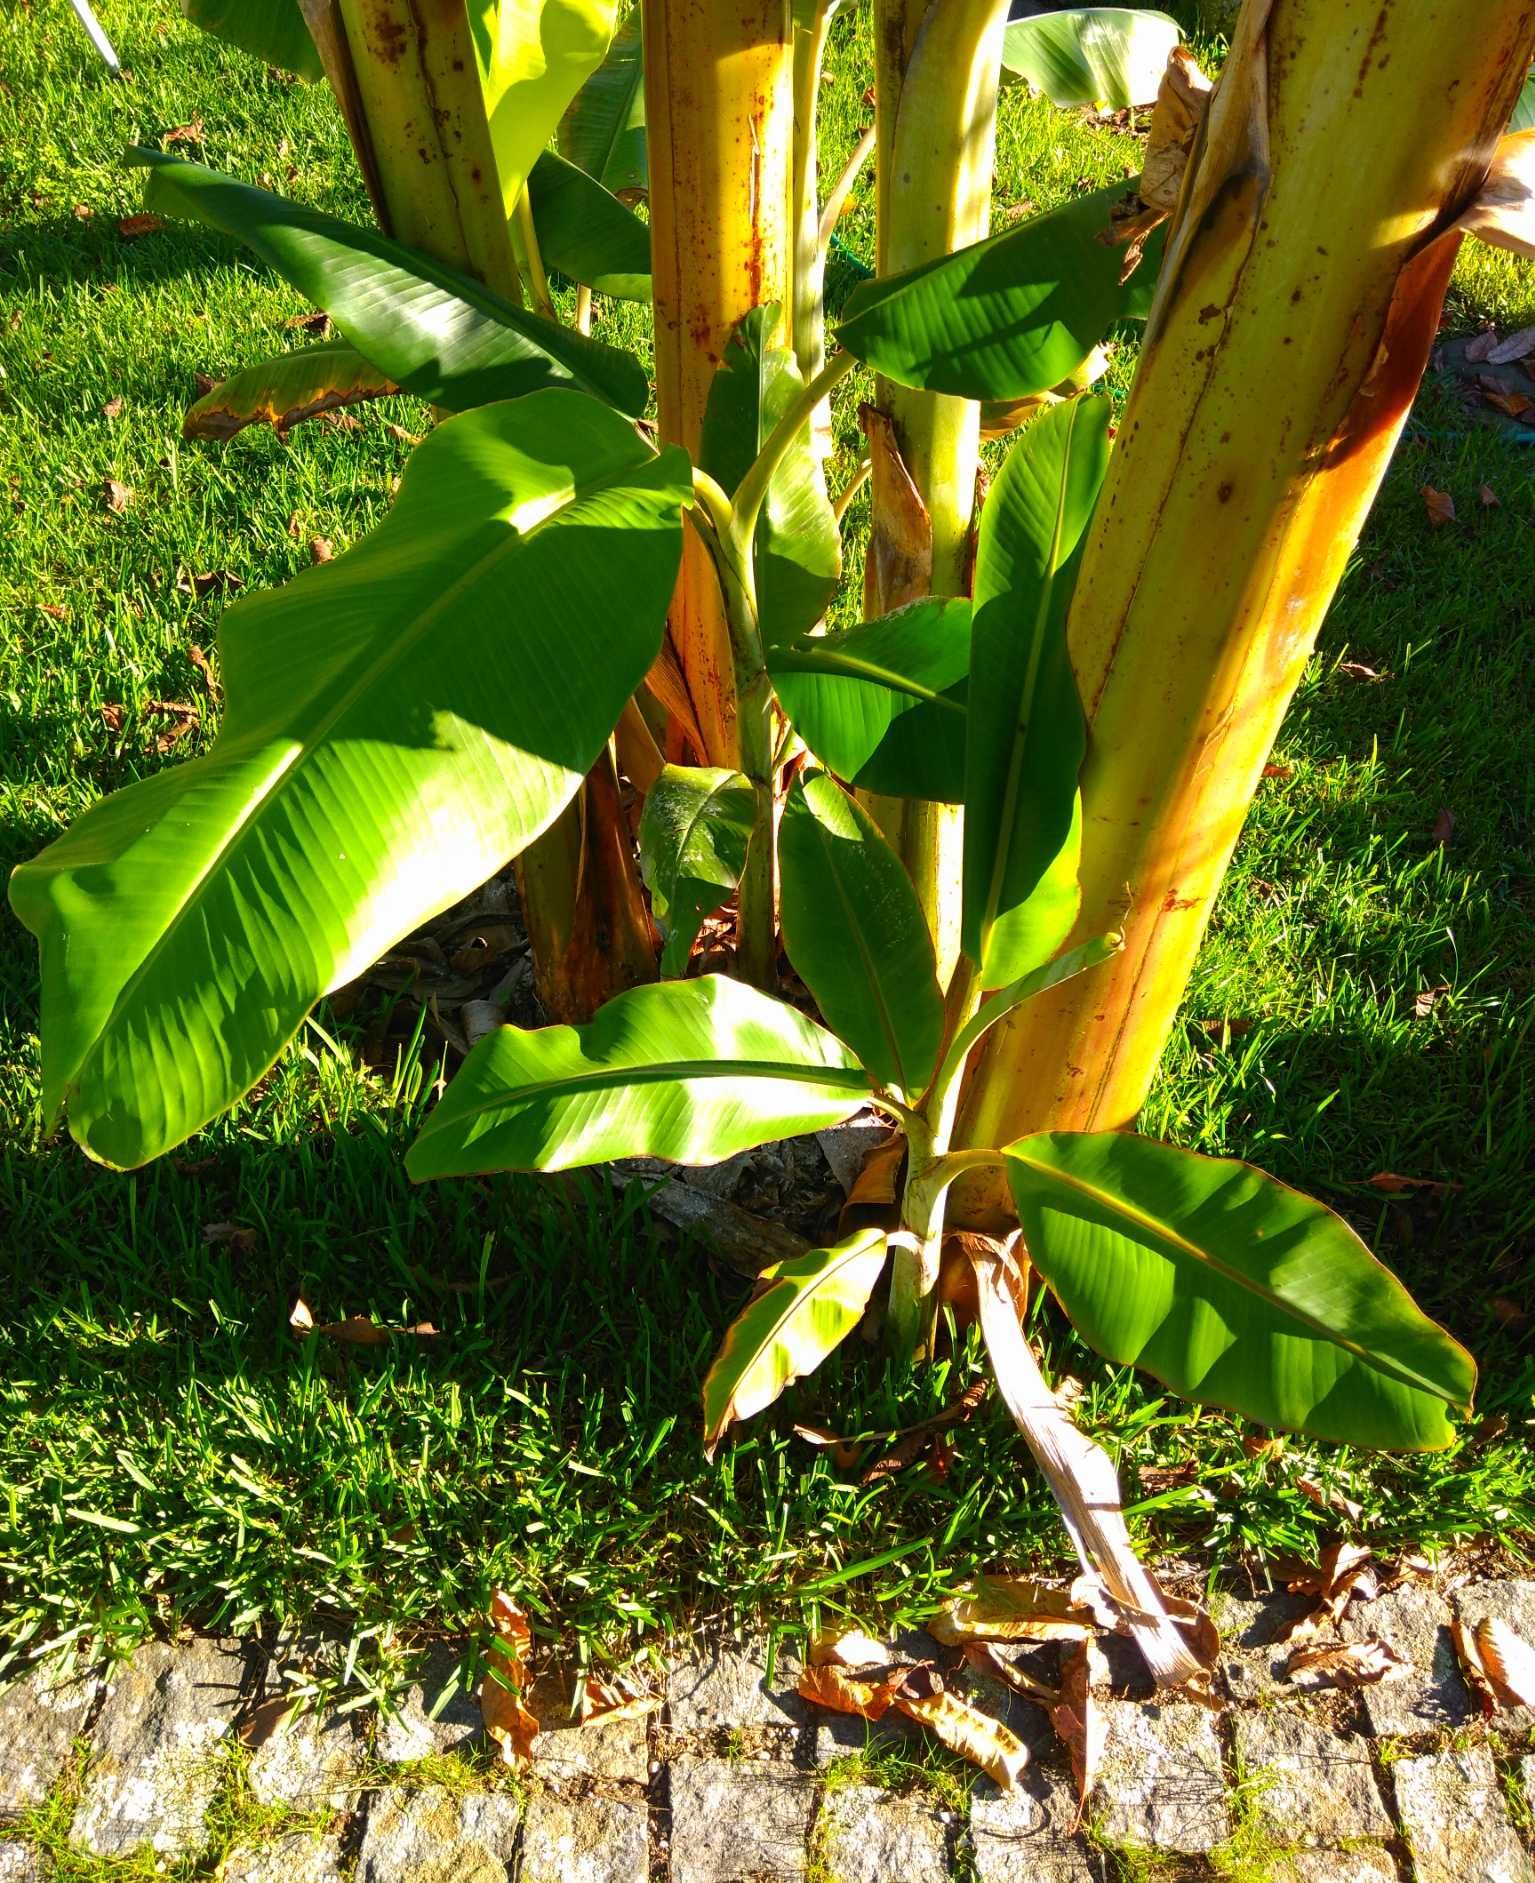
left=839, top=1130, right=906, bottom=1236
left=286, top=309, right=332, bottom=337
left=117, top=213, right=164, bottom=240
left=1457, top=129, right=1535, bottom=260
left=1480, top=483, right=1501, bottom=507
left=1413, top=983, right=1449, bottom=1020
left=1465, top=329, right=1502, bottom=363
left=1295, top=1477, right=1364, bottom=1524
left=860, top=404, right=932, bottom=611
left=73, top=203, right=93, bottom=221
left=1452, top=1617, right=1535, bottom=1713
left=102, top=478, right=132, bottom=514
left=797, top=1659, right=910, bottom=1721
left=309, top=537, right=335, bottom=565
left=808, top=1629, right=889, bottom=1671
left=482, top=1590, right=538, bottom=1765
left=142, top=699, right=200, bottom=752
left=1365, top=1172, right=1460, bottom=1196
left=1430, top=806, right=1456, bottom=848
left=576, top=1673, right=661, bottom=1726
left=1261, top=762, right=1293, bottom=780
left=1283, top=1541, right=1378, bottom=1642
left=100, top=702, right=125, bottom=732
left=203, top=1221, right=256, bottom=1252
left=1051, top=1637, right=1107, bottom=1824
left=1482, top=384, right=1534, bottom=420
left=928, top=1576, right=1105, bottom=1647
left=1137, top=1462, right=1199, bottom=1493
left=288, top=1299, right=437, bottom=1344
left=39, top=602, right=67, bottom=621
left=102, top=395, right=124, bottom=420
left=862, top=1377, right=991, bottom=1484
left=177, top=569, right=243, bottom=599
left=1139, top=47, right=1211, bottom=213
left=385, top=422, right=423, bottom=445
left=187, top=644, right=218, bottom=696
left=893, top=1665, right=1029, bottom=1793
left=962, top=1640, right=1059, bottom=1708
left=1338, top=659, right=1385, bottom=681
left=1195, top=1016, right=1255, bottom=1040
left=791, top=1424, right=863, bottom=1471
left=1286, top=1639, right=1410, bottom=1690
left=193, top=372, right=219, bottom=398
left=1420, top=485, right=1455, bottom=527
left=163, top=118, right=205, bottom=146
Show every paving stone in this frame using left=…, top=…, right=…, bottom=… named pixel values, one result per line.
left=1093, top=1701, right=1229, bottom=1854
left=69, top=1638, right=245, bottom=1858
left=519, top=1792, right=648, bottom=1883
left=0, top=1843, right=45, bottom=1883
left=1274, top=1850, right=1398, bottom=1882
left=357, top=1783, right=520, bottom=1883
left=970, top=1780, right=1098, bottom=1883
left=812, top=1707, right=918, bottom=1766
left=1451, top=1578, right=1535, bottom=1732
left=374, top=1643, right=482, bottom=1763
left=525, top=1673, right=650, bottom=1785
left=1341, top=1586, right=1472, bottom=1737
left=668, top=1757, right=814, bottom=1882
left=219, top=1830, right=346, bottom=1882
left=1232, top=1712, right=1392, bottom=1845
left=1392, top=1747, right=1533, bottom=1883
left=0, top=1659, right=99, bottom=1813
left=247, top=1707, right=365, bottom=1811
left=668, top=1640, right=807, bottom=1732
left=814, top=1784, right=948, bottom=1883
left=1212, top=1587, right=1318, bottom=1701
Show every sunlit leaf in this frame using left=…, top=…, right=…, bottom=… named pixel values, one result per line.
left=183, top=342, right=397, bottom=440
left=557, top=11, right=646, bottom=195
left=1001, top=8, right=1181, bottom=108
left=528, top=150, right=649, bottom=299
left=181, top=0, right=322, bottom=79
left=638, top=765, right=756, bottom=976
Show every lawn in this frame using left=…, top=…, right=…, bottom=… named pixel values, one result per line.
left=1, top=0, right=1532, bottom=1703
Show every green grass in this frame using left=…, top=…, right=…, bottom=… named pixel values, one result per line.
left=2, top=0, right=1533, bottom=1709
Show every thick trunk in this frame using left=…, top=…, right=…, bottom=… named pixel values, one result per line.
left=864, top=0, right=1009, bottom=978
left=643, top=0, right=797, bottom=769
left=954, top=0, right=1535, bottom=1218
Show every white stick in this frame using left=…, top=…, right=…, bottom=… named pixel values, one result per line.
left=68, top=0, right=121, bottom=71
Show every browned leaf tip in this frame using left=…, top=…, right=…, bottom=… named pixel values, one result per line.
left=1420, top=485, right=1456, bottom=527
left=1285, top=1639, right=1409, bottom=1690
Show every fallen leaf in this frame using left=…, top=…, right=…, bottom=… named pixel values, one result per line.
left=163, top=118, right=205, bottom=146
left=385, top=422, right=423, bottom=445
left=102, top=395, right=123, bottom=419
left=288, top=1299, right=437, bottom=1344
left=203, top=1221, right=256, bottom=1252
left=1480, top=483, right=1501, bottom=507
left=962, top=1641, right=1059, bottom=1708
left=100, top=702, right=125, bottom=732
left=193, top=372, right=218, bottom=398
left=797, top=1659, right=910, bottom=1721
left=1261, top=762, right=1293, bottom=780
left=1492, top=1295, right=1529, bottom=1328
left=1365, top=1172, right=1460, bottom=1196
left=102, top=478, right=132, bottom=514
left=177, top=569, right=243, bottom=599
left=309, top=537, right=334, bottom=565
left=861, top=1378, right=991, bottom=1483
left=238, top=1695, right=294, bottom=1748
left=1458, top=131, right=1535, bottom=260
left=1453, top=1616, right=1535, bottom=1713
left=1285, top=1639, right=1409, bottom=1690
left=1420, top=485, right=1456, bottom=527
left=1283, top=1541, right=1378, bottom=1641
left=809, top=1629, right=891, bottom=1671
left=576, top=1673, right=661, bottom=1725
left=791, top=1424, right=863, bottom=1471
left=1430, top=806, right=1455, bottom=848
left=286, top=309, right=332, bottom=337
left=894, top=1665, right=1030, bottom=1793
left=40, top=602, right=68, bottom=621
left=1465, top=328, right=1502, bottom=363
left=1480, top=381, right=1534, bottom=419
left=73, top=203, right=93, bottom=221
left=117, top=213, right=164, bottom=240
left=142, top=698, right=200, bottom=752
left=482, top=1590, right=538, bottom=1765
left=928, top=1576, right=1105, bottom=1647
left=1413, top=983, right=1449, bottom=1020
left=1137, top=1462, right=1199, bottom=1493
left=1295, top=1477, right=1364, bottom=1524
left=1196, top=1016, right=1255, bottom=1040
left=316, top=409, right=362, bottom=431
left=286, top=509, right=304, bottom=538
left=1051, top=1637, right=1107, bottom=1824
left=1338, top=659, right=1385, bottom=681
left=186, top=644, right=218, bottom=695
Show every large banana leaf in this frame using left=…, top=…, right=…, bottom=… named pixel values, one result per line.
left=469, top=0, right=620, bottom=222
left=699, top=305, right=840, bottom=648
left=778, top=773, right=943, bottom=1096
left=406, top=976, right=872, bottom=1179
left=129, top=149, right=647, bottom=417
left=638, top=765, right=756, bottom=977
left=181, top=0, right=322, bottom=79
left=557, top=11, right=646, bottom=196
left=1005, top=1133, right=1477, bottom=1451
left=768, top=599, right=971, bottom=802
left=702, top=1228, right=889, bottom=1454
left=11, top=393, right=690, bottom=1169
left=1002, top=8, right=1181, bottom=108
left=834, top=182, right=1160, bottom=402
left=183, top=342, right=398, bottom=440
left=963, top=397, right=1106, bottom=987
left=529, top=151, right=650, bottom=300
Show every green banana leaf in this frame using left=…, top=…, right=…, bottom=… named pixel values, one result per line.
left=835, top=181, right=1161, bottom=402
left=181, top=0, right=322, bottom=80
left=129, top=149, right=648, bottom=417
left=469, top=0, right=620, bottom=221
left=182, top=342, right=398, bottom=440
left=407, top=976, right=873, bottom=1179
left=1006, top=1132, right=1477, bottom=1451
left=700, top=305, right=841, bottom=648
left=557, top=10, right=646, bottom=196
left=768, top=598, right=971, bottom=802
left=778, top=773, right=943, bottom=1096
left=1002, top=8, right=1181, bottom=107
left=638, top=765, right=756, bottom=977
left=11, top=392, right=690, bottom=1169
left=963, top=396, right=1106, bottom=987
left=702, top=1228, right=889, bottom=1454
left=529, top=150, right=650, bottom=300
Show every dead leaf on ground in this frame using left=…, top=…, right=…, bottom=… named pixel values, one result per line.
left=1295, top=1477, right=1364, bottom=1525
left=928, top=1575, right=1109, bottom=1647
left=1365, top=1172, right=1461, bottom=1197
left=1479, top=379, right=1534, bottom=420
left=1420, top=485, right=1456, bottom=527
left=1052, top=1636, right=1107, bottom=1825
left=288, top=1298, right=438, bottom=1344
left=1480, top=483, right=1501, bottom=507
left=1283, top=1541, right=1378, bottom=1642
left=1137, top=1461, right=1200, bottom=1493
left=163, top=118, right=205, bottom=146
left=791, top=1424, right=863, bottom=1471
left=894, top=1664, right=1029, bottom=1793
left=177, top=568, right=243, bottom=599
left=1413, top=983, right=1449, bottom=1020
left=102, top=478, right=132, bottom=513
left=142, top=699, right=200, bottom=751
left=186, top=644, right=218, bottom=696
left=809, top=1629, right=891, bottom=1671
left=1285, top=1639, right=1410, bottom=1690
left=102, top=395, right=124, bottom=420
left=861, top=1378, right=990, bottom=1483
left=100, top=702, right=125, bottom=732
left=1452, top=1616, right=1535, bottom=1713
left=482, top=1590, right=538, bottom=1765
left=1261, top=762, right=1293, bottom=780
left=203, top=1221, right=256, bottom=1252
left=286, top=309, right=332, bottom=337
left=73, top=203, right=93, bottom=221
left=1338, top=659, right=1385, bottom=681
left=1430, top=806, right=1456, bottom=848
left=385, top=422, right=422, bottom=445
left=576, top=1673, right=661, bottom=1725
left=797, top=1656, right=911, bottom=1722
left=117, top=213, right=164, bottom=240
left=1195, top=1016, right=1255, bottom=1041
left=1465, top=329, right=1502, bottom=363
left=309, top=537, right=334, bottom=564
left=962, top=1640, right=1059, bottom=1708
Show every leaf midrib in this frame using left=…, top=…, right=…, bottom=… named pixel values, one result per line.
left=1009, top=1148, right=1464, bottom=1405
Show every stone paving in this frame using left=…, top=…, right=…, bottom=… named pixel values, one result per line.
left=1, top=1576, right=1534, bottom=1879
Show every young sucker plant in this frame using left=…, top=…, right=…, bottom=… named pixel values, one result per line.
left=13, top=0, right=1535, bottom=1689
